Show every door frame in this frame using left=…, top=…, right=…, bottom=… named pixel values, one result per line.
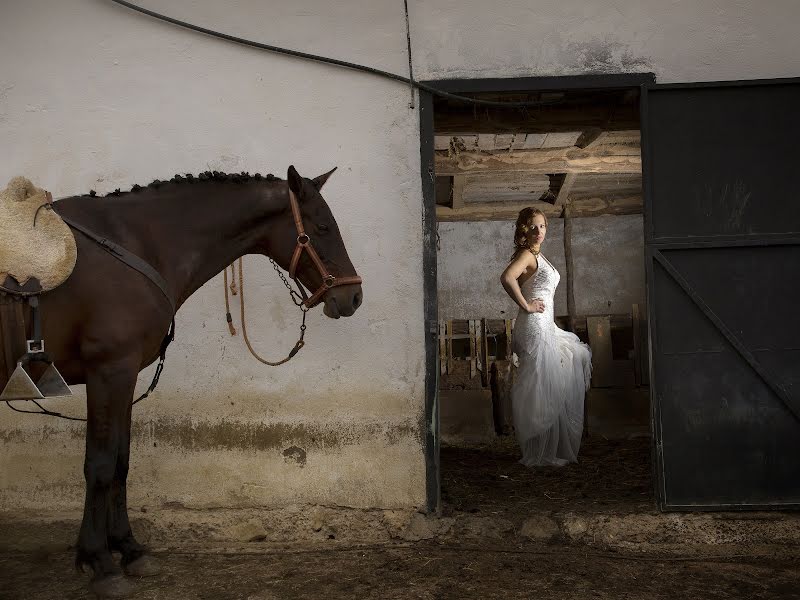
left=418, top=73, right=656, bottom=513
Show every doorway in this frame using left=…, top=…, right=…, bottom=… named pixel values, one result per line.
left=419, top=73, right=655, bottom=513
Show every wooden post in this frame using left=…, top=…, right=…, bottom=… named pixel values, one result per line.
left=563, top=201, right=578, bottom=333
left=505, top=319, right=513, bottom=361
left=446, top=320, right=453, bottom=375
left=451, top=175, right=466, bottom=210
left=481, top=318, right=490, bottom=388
left=632, top=304, right=642, bottom=387
left=439, top=320, right=447, bottom=376
left=469, top=319, right=477, bottom=379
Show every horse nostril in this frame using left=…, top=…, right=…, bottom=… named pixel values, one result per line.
left=353, top=291, right=362, bottom=310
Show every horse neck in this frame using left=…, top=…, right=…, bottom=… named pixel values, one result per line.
left=149, top=180, right=288, bottom=308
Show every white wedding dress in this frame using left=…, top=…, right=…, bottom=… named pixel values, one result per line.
left=511, top=253, right=592, bottom=467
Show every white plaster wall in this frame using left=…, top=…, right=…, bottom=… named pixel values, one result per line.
left=411, top=0, right=800, bottom=83
left=2, top=0, right=799, bottom=513
left=0, top=0, right=426, bottom=511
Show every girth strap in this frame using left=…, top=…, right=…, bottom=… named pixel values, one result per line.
left=56, top=214, right=176, bottom=315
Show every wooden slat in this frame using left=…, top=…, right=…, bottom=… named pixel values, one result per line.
left=451, top=175, right=466, bottom=210
left=510, top=133, right=528, bottom=150
left=494, top=134, right=515, bottom=150
left=541, top=131, right=582, bottom=148
left=522, top=133, right=547, bottom=149
left=477, top=134, right=496, bottom=151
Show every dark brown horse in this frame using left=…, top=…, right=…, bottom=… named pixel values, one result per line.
left=4, top=166, right=362, bottom=597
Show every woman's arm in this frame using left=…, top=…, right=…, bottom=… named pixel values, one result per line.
left=501, top=251, right=543, bottom=313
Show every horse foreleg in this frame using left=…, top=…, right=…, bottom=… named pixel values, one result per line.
left=109, top=396, right=160, bottom=577
left=76, top=358, right=138, bottom=598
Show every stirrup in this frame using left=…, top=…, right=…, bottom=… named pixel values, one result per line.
left=0, top=342, right=72, bottom=401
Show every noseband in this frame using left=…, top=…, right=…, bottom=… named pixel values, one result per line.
left=287, top=188, right=362, bottom=308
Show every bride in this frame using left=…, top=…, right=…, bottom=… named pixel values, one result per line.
left=500, top=207, right=592, bottom=467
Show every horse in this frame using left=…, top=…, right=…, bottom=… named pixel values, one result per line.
left=1, top=166, right=363, bottom=597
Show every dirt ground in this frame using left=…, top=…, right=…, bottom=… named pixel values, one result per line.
left=1, top=438, right=798, bottom=600
left=441, top=435, right=654, bottom=519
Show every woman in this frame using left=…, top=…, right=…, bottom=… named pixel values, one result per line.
left=500, top=208, right=592, bottom=467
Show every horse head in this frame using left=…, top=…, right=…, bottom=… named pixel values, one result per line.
left=267, top=165, right=363, bottom=319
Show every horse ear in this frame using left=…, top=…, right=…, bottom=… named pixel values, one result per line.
left=287, top=165, right=303, bottom=195
left=312, top=167, right=337, bottom=191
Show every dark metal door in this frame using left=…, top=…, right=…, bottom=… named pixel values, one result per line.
left=642, top=79, right=800, bottom=509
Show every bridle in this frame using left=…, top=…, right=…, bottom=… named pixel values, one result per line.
left=225, top=186, right=363, bottom=367
left=287, top=188, right=362, bottom=309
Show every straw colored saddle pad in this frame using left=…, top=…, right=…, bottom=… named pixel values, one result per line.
left=0, top=177, right=77, bottom=295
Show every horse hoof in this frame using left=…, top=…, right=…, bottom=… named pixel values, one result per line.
left=90, top=574, right=134, bottom=598
left=124, top=554, right=161, bottom=577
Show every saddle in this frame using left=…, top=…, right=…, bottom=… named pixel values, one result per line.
left=0, top=176, right=77, bottom=295
left=0, top=176, right=74, bottom=401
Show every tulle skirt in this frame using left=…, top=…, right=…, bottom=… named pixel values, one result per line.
left=511, top=319, right=592, bottom=467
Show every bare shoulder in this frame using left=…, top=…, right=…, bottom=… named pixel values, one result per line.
left=516, top=248, right=538, bottom=270
left=504, top=249, right=537, bottom=280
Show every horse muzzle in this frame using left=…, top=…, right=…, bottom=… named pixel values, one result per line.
left=322, top=283, right=363, bottom=319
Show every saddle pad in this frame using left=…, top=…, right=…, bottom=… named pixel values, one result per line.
left=0, top=177, right=77, bottom=295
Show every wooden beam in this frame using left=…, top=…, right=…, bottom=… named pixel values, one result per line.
left=554, top=172, right=578, bottom=208
left=436, top=194, right=642, bottom=221
left=435, top=146, right=641, bottom=176
left=451, top=175, right=466, bottom=210
left=575, top=127, right=604, bottom=149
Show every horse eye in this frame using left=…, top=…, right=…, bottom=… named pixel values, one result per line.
left=319, top=224, right=329, bottom=232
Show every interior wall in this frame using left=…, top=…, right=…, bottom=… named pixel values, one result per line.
left=437, top=216, right=644, bottom=320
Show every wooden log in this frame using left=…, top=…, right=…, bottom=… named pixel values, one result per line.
left=435, top=146, right=641, bottom=176
left=436, top=194, right=642, bottom=221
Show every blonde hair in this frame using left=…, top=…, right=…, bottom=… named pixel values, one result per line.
left=512, top=207, right=547, bottom=258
